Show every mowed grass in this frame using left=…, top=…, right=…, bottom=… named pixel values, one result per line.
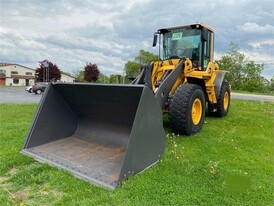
left=0, top=100, right=273, bottom=206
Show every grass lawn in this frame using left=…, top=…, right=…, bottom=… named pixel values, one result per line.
left=0, top=100, right=273, bottom=206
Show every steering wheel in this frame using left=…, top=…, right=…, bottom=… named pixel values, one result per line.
left=175, top=49, right=185, bottom=58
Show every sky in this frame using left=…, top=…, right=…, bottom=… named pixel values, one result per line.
left=0, top=0, right=273, bottom=79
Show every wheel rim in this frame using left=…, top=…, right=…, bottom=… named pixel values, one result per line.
left=223, top=91, right=229, bottom=110
left=192, top=98, right=202, bottom=125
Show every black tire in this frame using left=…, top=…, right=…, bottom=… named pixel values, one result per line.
left=169, top=84, right=206, bottom=135
left=210, top=81, right=230, bottom=117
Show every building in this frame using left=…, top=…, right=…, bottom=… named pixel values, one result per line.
left=0, top=62, right=76, bottom=86
left=0, top=63, right=36, bottom=86
left=60, top=72, right=76, bottom=83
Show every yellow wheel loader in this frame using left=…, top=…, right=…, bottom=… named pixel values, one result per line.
left=133, top=23, right=230, bottom=134
left=22, top=23, right=230, bottom=189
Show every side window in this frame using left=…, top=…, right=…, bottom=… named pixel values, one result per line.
left=0, top=70, right=6, bottom=74
left=203, top=32, right=211, bottom=69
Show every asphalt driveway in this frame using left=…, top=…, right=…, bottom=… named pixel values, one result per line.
left=0, top=87, right=42, bottom=104
left=231, top=92, right=274, bottom=102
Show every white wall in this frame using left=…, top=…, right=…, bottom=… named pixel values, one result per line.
left=0, top=64, right=36, bottom=86
left=0, top=64, right=76, bottom=86
left=60, top=73, right=75, bottom=82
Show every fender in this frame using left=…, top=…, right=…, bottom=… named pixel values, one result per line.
left=214, top=71, right=227, bottom=98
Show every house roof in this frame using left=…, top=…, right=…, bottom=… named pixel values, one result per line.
left=0, top=62, right=36, bottom=71
left=0, top=62, right=76, bottom=79
left=61, top=71, right=76, bottom=79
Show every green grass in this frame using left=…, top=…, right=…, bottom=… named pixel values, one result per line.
left=0, top=100, right=273, bottom=206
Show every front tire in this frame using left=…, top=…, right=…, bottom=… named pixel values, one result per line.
left=169, top=84, right=206, bottom=135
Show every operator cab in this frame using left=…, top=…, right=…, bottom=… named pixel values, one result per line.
left=153, top=23, right=214, bottom=70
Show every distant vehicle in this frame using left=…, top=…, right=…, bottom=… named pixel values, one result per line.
left=25, top=85, right=33, bottom=93
left=32, top=82, right=49, bottom=94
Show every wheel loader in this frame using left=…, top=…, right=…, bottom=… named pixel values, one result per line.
left=22, top=23, right=230, bottom=189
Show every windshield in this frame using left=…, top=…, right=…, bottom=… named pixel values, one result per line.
left=162, top=29, right=201, bottom=60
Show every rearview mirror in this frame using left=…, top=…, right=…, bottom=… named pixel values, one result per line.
left=152, top=34, right=158, bottom=47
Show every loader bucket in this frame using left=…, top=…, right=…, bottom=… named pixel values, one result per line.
left=22, top=83, right=166, bottom=189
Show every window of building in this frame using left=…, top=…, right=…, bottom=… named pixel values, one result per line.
left=13, top=79, right=19, bottom=84
left=25, top=72, right=32, bottom=75
left=11, top=71, right=18, bottom=75
left=0, top=69, right=6, bottom=74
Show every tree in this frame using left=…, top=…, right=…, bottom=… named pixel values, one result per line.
left=135, top=50, right=158, bottom=65
left=84, top=63, right=100, bottom=82
left=109, top=74, right=116, bottom=84
left=109, top=74, right=122, bottom=84
left=35, top=61, right=61, bottom=82
left=267, top=76, right=274, bottom=92
left=124, top=61, right=139, bottom=79
left=72, top=69, right=84, bottom=82
left=96, top=73, right=110, bottom=83
left=124, top=50, right=158, bottom=79
left=216, top=42, right=265, bottom=92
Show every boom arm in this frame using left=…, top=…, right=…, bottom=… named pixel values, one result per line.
left=132, top=59, right=186, bottom=110
left=154, top=59, right=184, bottom=109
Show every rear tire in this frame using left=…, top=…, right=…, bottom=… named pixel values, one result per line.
left=210, top=81, right=230, bottom=117
left=169, top=84, right=206, bottom=135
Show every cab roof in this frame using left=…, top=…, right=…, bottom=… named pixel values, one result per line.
left=157, top=23, right=214, bottom=34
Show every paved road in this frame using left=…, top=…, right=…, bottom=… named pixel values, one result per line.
left=231, top=92, right=274, bottom=102
left=0, top=87, right=42, bottom=104
left=0, top=87, right=273, bottom=104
